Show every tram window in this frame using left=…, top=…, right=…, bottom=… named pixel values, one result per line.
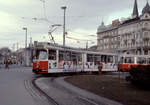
left=141, top=58, right=146, bottom=64
left=101, top=55, right=107, bottom=62
left=115, top=56, right=118, bottom=63
left=137, top=57, right=146, bottom=64
left=58, top=51, right=72, bottom=61
left=48, top=50, right=56, bottom=60
left=38, top=50, right=47, bottom=60
left=120, top=57, right=124, bottom=63
left=148, top=59, right=150, bottom=64
left=108, top=56, right=113, bottom=63
left=94, top=55, right=101, bottom=62
left=87, top=54, right=93, bottom=62
left=72, top=55, right=77, bottom=61
left=77, top=54, right=82, bottom=62
left=137, top=58, right=142, bottom=64
left=125, top=57, right=134, bottom=63
left=66, top=52, right=71, bottom=61
left=35, top=50, right=47, bottom=60
left=35, top=50, right=40, bottom=59
left=59, top=54, right=64, bottom=60
left=59, top=51, right=64, bottom=60
left=121, top=57, right=134, bottom=64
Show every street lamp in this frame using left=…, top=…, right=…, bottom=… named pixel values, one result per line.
left=22, top=27, right=27, bottom=66
left=22, top=27, right=27, bottom=49
left=61, top=6, right=67, bottom=61
left=51, top=24, right=62, bottom=27
left=61, top=6, right=67, bottom=48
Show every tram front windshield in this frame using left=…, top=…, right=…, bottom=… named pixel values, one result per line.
left=38, top=50, right=48, bottom=60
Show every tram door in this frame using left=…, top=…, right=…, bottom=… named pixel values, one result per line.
left=101, top=55, right=117, bottom=71
left=48, top=49, right=57, bottom=69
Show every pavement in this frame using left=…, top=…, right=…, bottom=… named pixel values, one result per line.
left=0, top=65, right=37, bottom=105
left=35, top=76, right=123, bottom=105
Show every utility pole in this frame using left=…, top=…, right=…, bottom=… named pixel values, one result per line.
left=86, top=41, right=88, bottom=49
left=23, top=27, right=27, bottom=49
left=61, top=6, right=67, bottom=61
left=17, top=42, right=19, bottom=51
left=30, top=37, right=32, bottom=47
left=23, top=27, right=28, bottom=66
left=61, top=6, right=67, bottom=48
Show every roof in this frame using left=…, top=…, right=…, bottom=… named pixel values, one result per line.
left=121, top=17, right=140, bottom=25
left=132, top=0, right=139, bottom=17
left=142, top=2, right=150, bottom=15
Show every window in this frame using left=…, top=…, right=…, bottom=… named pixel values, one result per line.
left=144, top=31, right=148, bottom=37
left=145, top=15, right=148, bottom=18
left=39, top=51, right=48, bottom=60
left=124, top=57, right=134, bottom=64
left=49, top=50, right=56, bottom=60
left=35, top=49, right=48, bottom=60
left=144, top=22, right=148, bottom=27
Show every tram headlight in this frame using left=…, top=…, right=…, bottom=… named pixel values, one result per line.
left=36, top=64, right=39, bottom=68
left=36, top=62, right=40, bottom=68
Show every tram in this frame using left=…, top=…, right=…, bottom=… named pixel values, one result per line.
left=32, top=43, right=150, bottom=74
left=32, top=43, right=118, bottom=74
left=118, top=54, right=150, bottom=72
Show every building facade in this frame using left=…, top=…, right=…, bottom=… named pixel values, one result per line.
left=97, top=0, right=150, bottom=55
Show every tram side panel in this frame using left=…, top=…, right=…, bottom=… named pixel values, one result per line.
left=33, top=60, right=49, bottom=73
left=83, top=54, right=118, bottom=72
left=32, top=48, right=118, bottom=74
left=47, top=52, right=98, bottom=73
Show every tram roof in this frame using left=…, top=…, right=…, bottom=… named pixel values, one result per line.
left=34, top=44, right=150, bottom=58
left=119, top=54, right=150, bottom=58
left=34, top=44, right=117, bottom=56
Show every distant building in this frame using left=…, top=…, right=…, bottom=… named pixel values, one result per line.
left=97, top=0, right=150, bottom=55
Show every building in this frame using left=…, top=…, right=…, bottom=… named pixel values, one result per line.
left=97, top=0, right=150, bottom=55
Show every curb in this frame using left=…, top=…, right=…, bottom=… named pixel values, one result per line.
left=55, top=77, right=123, bottom=105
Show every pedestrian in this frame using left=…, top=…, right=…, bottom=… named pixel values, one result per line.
left=5, top=59, right=9, bottom=69
left=98, top=63, right=102, bottom=75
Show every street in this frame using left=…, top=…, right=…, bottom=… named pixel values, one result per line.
left=0, top=65, right=123, bottom=105
left=0, top=65, right=101, bottom=105
left=0, top=65, right=40, bottom=105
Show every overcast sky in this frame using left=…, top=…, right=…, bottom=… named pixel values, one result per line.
left=0, top=0, right=147, bottom=50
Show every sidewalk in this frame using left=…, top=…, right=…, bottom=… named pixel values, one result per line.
left=35, top=77, right=123, bottom=105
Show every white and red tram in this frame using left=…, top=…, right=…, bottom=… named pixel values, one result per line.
left=118, top=54, right=150, bottom=72
left=32, top=44, right=118, bottom=74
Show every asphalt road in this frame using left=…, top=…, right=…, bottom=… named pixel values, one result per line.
left=0, top=64, right=123, bottom=105
left=0, top=65, right=41, bottom=105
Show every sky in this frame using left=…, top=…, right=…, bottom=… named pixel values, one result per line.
left=0, top=0, right=147, bottom=50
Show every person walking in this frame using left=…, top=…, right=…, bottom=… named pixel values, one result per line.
left=98, top=63, right=102, bottom=75
left=5, top=59, right=9, bottom=69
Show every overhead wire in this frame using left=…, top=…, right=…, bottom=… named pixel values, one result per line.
left=66, top=36, right=95, bottom=43
left=67, top=30, right=97, bottom=37
left=40, top=0, right=55, bottom=24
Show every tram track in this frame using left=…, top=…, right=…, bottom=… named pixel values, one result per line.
left=24, top=75, right=60, bottom=105
left=37, top=76, right=100, bottom=105
left=32, top=77, right=60, bottom=105
left=25, top=75, right=100, bottom=105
